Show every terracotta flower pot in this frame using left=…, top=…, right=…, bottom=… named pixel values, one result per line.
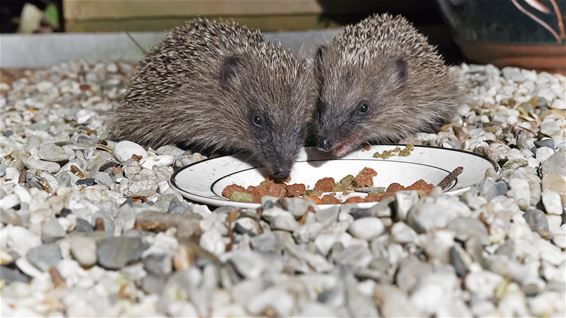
left=437, top=0, right=566, bottom=74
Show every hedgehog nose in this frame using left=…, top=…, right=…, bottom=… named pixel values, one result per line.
left=272, top=168, right=290, bottom=181
left=317, top=137, right=332, bottom=152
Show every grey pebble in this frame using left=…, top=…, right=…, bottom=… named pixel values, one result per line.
left=395, top=256, right=433, bottom=292
left=167, top=197, right=190, bottom=214
left=449, top=244, right=474, bottom=277
left=93, top=172, right=114, bottom=188
left=143, top=254, right=172, bottom=276
left=97, top=237, right=146, bottom=269
left=142, top=274, right=167, bottom=294
left=76, top=178, right=96, bottom=186
left=38, top=143, right=69, bottom=163
left=534, top=139, right=554, bottom=149
left=315, top=207, right=339, bottom=226
left=250, top=232, right=283, bottom=254
left=447, top=217, right=489, bottom=245
left=0, top=266, right=30, bottom=283
left=523, top=208, right=550, bottom=238
left=75, top=218, right=93, bottom=232
left=41, top=218, right=66, bottom=243
left=26, top=243, right=62, bottom=271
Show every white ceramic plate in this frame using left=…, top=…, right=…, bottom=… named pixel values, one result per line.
left=170, top=145, right=498, bottom=209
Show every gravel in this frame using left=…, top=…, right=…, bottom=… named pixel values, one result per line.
left=0, top=61, right=565, bottom=316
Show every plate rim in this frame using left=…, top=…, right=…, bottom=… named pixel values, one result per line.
left=169, top=144, right=500, bottom=208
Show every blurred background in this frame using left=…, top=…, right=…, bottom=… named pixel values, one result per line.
left=1, top=0, right=565, bottom=73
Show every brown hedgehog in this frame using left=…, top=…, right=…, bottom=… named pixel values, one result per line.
left=313, top=13, right=459, bottom=156
left=110, top=19, right=315, bottom=180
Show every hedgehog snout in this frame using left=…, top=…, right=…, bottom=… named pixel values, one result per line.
left=316, top=136, right=332, bottom=152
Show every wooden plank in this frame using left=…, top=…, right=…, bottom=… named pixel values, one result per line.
left=65, top=15, right=343, bottom=32
left=64, top=0, right=324, bottom=20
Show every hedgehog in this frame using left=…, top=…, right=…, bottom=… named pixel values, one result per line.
left=109, top=18, right=315, bottom=180
left=313, top=13, right=459, bottom=156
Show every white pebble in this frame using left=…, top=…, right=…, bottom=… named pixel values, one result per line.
left=113, top=140, right=148, bottom=162
left=542, top=190, right=563, bottom=215
left=349, top=217, right=384, bottom=241
left=536, top=147, right=555, bottom=163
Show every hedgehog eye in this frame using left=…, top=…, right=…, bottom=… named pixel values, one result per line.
left=252, top=113, right=264, bottom=127
left=359, top=101, right=369, bottom=114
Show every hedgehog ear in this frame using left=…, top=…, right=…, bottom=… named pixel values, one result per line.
left=314, top=45, right=326, bottom=82
left=219, top=55, right=241, bottom=88
left=394, top=58, right=408, bottom=88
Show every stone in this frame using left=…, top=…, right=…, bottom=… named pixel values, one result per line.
left=465, top=269, right=504, bottom=300
left=200, top=229, right=225, bottom=255
left=536, top=147, right=554, bottom=163
left=229, top=251, right=267, bottom=279
left=315, top=206, right=339, bottom=227
left=408, top=196, right=471, bottom=232
left=0, top=209, right=22, bottom=225
left=534, top=139, right=554, bottom=149
left=449, top=244, right=474, bottom=276
left=251, top=232, right=283, bottom=254
left=271, top=213, right=300, bottom=232
left=508, top=178, right=531, bottom=208
left=97, top=237, right=146, bottom=269
left=143, top=254, right=172, bottom=276
left=246, top=287, right=294, bottom=317
left=391, top=222, right=417, bottom=243
left=394, top=190, right=419, bottom=221
left=279, top=197, right=315, bottom=217
left=70, top=235, right=97, bottom=267
left=75, top=218, right=93, bottom=232
left=38, top=143, right=68, bottom=162
left=447, top=217, right=489, bottom=245
left=523, top=208, right=550, bottom=238
left=1, top=226, right=42, bottom=257
left=41, top=218, right=66, bottom=243
left=76, top=178, right=96, bottom=186
left=502, top=67, right=525, bottom=82
left=24, top=159, right=60, bottom=173
left=26, top=243, right=62, bottom=271
left=0, top=265, right=30, bottom=283
left=396, top=256, right=433, bottom=292
left=348, top=217, right=384, bottom=240
left=113, top=140, right=148, bottom=162
left=0, top=194, right=20, bottom=211
left=541, top=190, right=563, bottom=215
left=374, top=284, right=422, bottom=317
left=142, top=274, right=166, bottom=295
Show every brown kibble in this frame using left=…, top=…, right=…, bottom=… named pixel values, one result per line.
left=320, top=194, right=341, bottom=204
left=286, top=183, right=306, bottom=197
left=94, top=218, right=105, bottom=231
left=222, top=184, right=246, bottom=199
left=406, top=179, right=434, bottom=194
left=306, top=195, right=322, bottom=204
left=315, top=177, right=335, bottom=192
left=365, top=192, right=394, bottom=202
left=256, top=180, right=287, bottom=198
left=354, top=167, right=377, bottom=187
left=386, top=182, right=405, bottom=193
left=344, top=196, right=365, bottom=204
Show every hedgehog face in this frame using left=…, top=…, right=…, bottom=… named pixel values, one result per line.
left=314, top=46, right=409, bottom=157
left=219, top=54, right=314, bottom=180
